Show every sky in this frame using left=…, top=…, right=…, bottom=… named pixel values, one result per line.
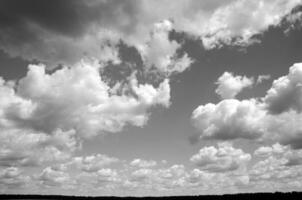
left=1, top=0, right=302, bottom=197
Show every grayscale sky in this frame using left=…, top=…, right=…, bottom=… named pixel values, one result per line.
left=1, top=0, right=302, bottom=196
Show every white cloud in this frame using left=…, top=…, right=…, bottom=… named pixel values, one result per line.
left=185, top=168, right=250, bottom=191
left=128, top=164, right=187, bottom=191
left=130, top=168, right=153, bottom=182
left=138, top=20, right=193, bottom=76
left=73, top=154, right=119, bottom=172
left=256, top=75, right=271, bottom=84
left=76, top=168, right=121, bottom=189
left=192, top=63, right=302, bottom=149
left=254, top=143, right=302, bottom=166
left=0, top=129, right=78, bottom=167
left=192, top=99, right=266, bottom=140
left=1, top=0, right=299, bottom=67
left=0, top=167, right=30, bottom=188
left=0, top=58, right=172, bottom=176
left=264, top=63, right=302, bottom=114
left=190, top=143, right=251, bottom=172
left=200, top=0, right=301, bottom=48
left=141, top=0, right=301, bottom=48
left=130, top=159, right=157, bottom=168
left=250, top=144, right=302, bottom=191
left=254, top=143, right=287, bottom=157
left=36, top=166, right=75, bottom=188
left=215, top=71, right=254, bottom=99
left=1, top=60, right=170, bottom=138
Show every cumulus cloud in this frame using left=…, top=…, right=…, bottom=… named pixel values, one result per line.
left=4, top=154, right=252, bottom=194
left=76, top=168, right=121, bottom=190
left=138, top=20, right=193, bottom=76
left=256, top=75, right=271, bottom=84
left=0, top=58, right=172, bottom=177
left=36, top=166, right=75, bottom=188
left=0, top=0, right=300, bottom=67
left=250, top=143, right=302, bottom=190
left=264, top=63, right=302, bottom=114
left=0, top=167, right=29, bottom=188
left=185, top=168, right=250, bottom=191
left=192, top=99, right=266, bottom=140
left=254, top=143, right=287, bottom=158
left=192, top=63, right=302, bottom=149
left=72, top=154, right=119, bottom=173
left=215, top=72, right=254, bottom=99
left=190, top=143, right=251, bottom=172
left=200, top=0, right=302, bottom=48
left=0, top=128, right=79, bottom=167
left=128, top=164, right=187, bottom=191
left=0, top=60, right=170, bottom=138
left=254, top=143, right=302, bottom=166
left=130, top=159, right=157, bottom=168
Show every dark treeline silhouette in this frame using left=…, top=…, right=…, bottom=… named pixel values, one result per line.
left=1, top=192, right=302, bottom=200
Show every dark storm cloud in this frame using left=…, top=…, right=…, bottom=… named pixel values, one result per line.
left=0, top=0, right=139, bottom=37
left=0, top=0, right=86, bottom=37
left=0, top=0, right=140, bottom=66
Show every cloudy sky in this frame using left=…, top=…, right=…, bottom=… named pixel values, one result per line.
left=1, top=0, right=302, bottom=196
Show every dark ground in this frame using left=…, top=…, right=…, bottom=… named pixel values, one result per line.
left=1, top=192, right=302, bottom=200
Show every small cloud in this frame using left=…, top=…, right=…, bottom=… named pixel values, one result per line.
left=256, top=74, right=271, bottom=84
left=190, top=142, right=251, bottom=172
left=215, top=71, right=254, bottom=99
left=130, top=159, right=157, bottom=168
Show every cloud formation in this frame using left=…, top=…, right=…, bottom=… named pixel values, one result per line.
left=190, top=142, right=251, bottom=172
left=215, top=72, right=254, bottom=99
left=264, top=63, right=302, bottom=114
left=138, top=20, right=193, bottom=76
left=250, top=143, right=302, bottom=191
left=192, top=99, right=266, bottom=140
left=130, top=159, right=157, bottom=168
left=0, top=0, right=300, bottom=67
left=0, top=59, right=171, bottom=174
left=36, top=166, right=74, bottom=188
left=0, top=0, right=302, bottom=196
left=0, top=167, right=29, bottom=189
left=73, top=154, right=119, bottom=173
left=1, top=60, right=170, bottom=138
left=192, top=63, right=302, bottom=149
left=0, top=128, right=78, bottom=167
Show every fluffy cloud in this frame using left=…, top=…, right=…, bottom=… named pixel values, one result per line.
left=0, top=0, right=300, bottom=67
left=200, top=0, right=302, bottom=48
left=264, top=63, right=302, bottom=114
left=72, top=154, right=119, bottom=172
left=0, top=167, right=30, bottom=188
left=250, top=143, right=302, bottom=191
left=138, top=20, right=193, bottom=76
left=0, top=129, right=78, bottom=167
left=36, top=166, right=75, bottom=188
left=130, top=159, right=157, bottom=168
left=76, top=168, right=121, bottom=190
left=254, top=143, right=302, bottom=166
left=190, top=143, right=251, bottom=172
left=128, top=164, right=187, bottom=191
left=192, top=63, right=302, bottom=149
left=185, top=168, right=250, bottom=191
left=192, top=99, right=266, bottom=140
left=215, top=72, right=254, bottom=99
left=1, top=60, right=170, bottom=138
left=256, top=75, right=271, bottom=84
left=0, top=58, right=171, bottom=174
